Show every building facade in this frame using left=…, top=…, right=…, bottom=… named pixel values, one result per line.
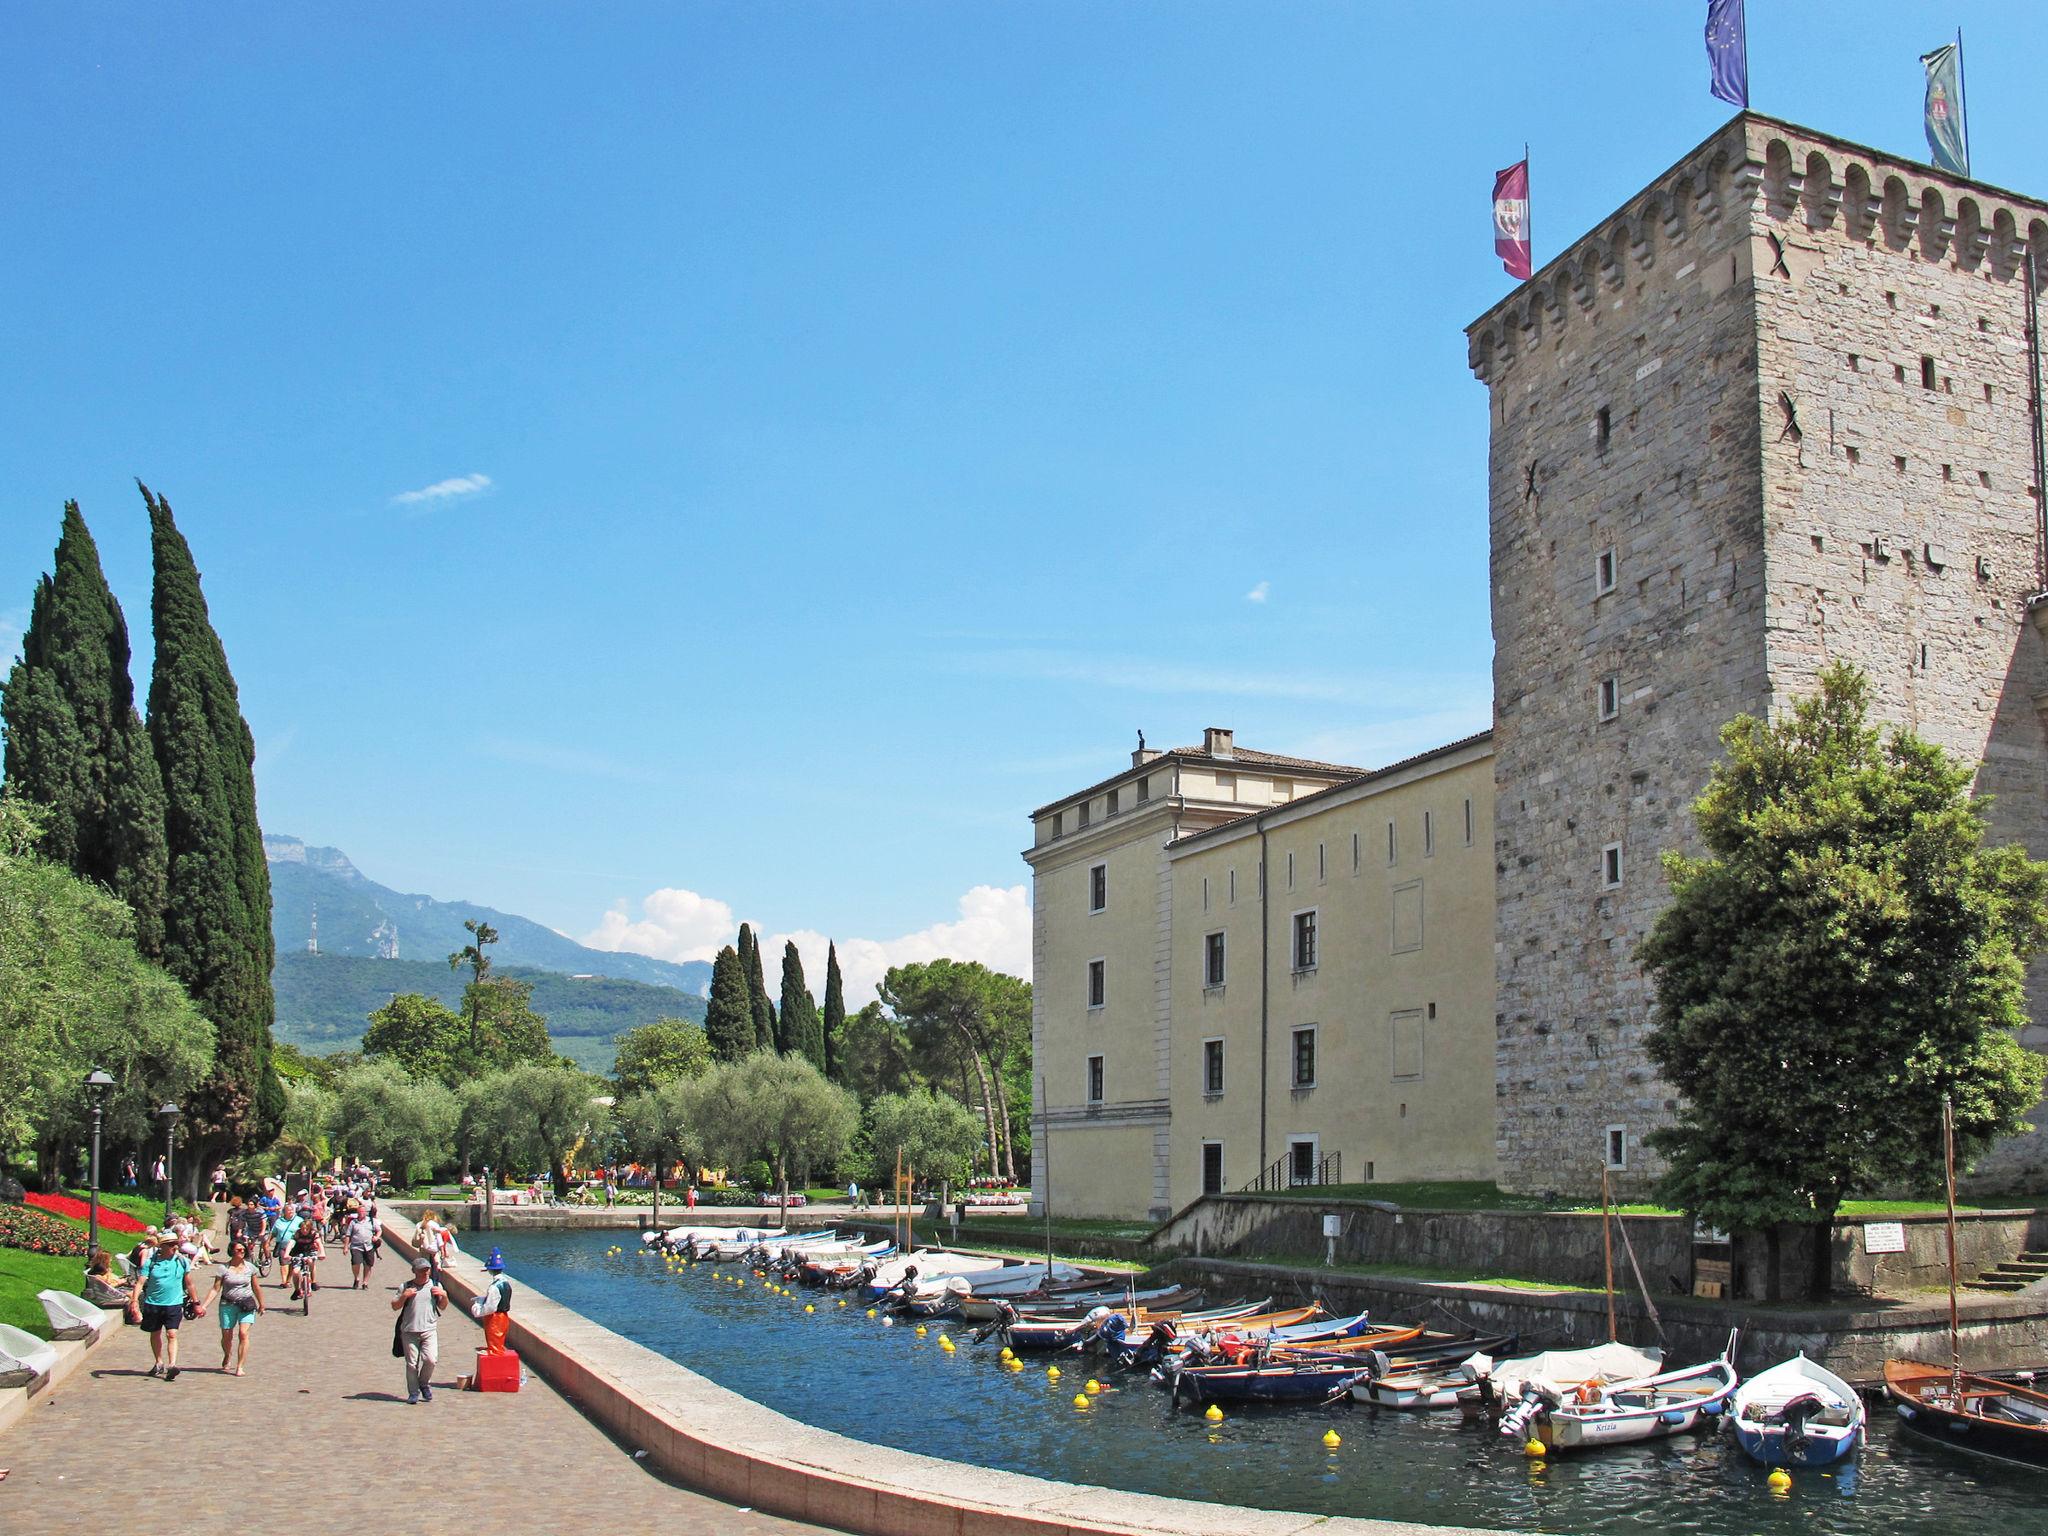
left=1470, top=114, right=2048, bottom=1194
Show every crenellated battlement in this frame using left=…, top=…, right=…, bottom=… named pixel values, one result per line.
left=1467, top=114, right=2048, bottom=385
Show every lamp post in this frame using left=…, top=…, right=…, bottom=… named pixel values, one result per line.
left=157, top=1102, right=181, bottom=1227
left=83, top=1069, right=114, bottom=1257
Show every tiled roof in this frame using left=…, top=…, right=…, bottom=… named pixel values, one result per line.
left=1029, top=743, right=1366, bottom=820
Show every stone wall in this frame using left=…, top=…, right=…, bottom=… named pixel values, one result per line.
left=1470, top=114, right=2048, bottom=1197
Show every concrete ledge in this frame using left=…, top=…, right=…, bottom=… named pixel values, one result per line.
left=381, top=1214, right=1494, bottom=1536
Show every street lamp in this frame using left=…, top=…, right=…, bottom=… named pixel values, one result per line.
left=157, top=1102, right=181, bottom=1227
left=82, top=1069, right=114, bottom=1257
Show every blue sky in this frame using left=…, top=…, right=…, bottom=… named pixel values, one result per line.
left=4, top=3, right=2044, bottom=1003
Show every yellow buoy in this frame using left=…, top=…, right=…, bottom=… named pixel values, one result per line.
left=1523, top=1440, right=1547, bottom=1458
left=1204, top=1404, right=1223, bottom=1423
left=1006, top=1357, right=1023, bottom=1372
left=940, top=1337, right=956, bottom=1353
left=1072, top=1394, right=1090, bottom=1409
left=839, top=1299, right=847, bottom=1307
left=1085, top=1379, right=1102, bottom=1394
left=805, top=1304, right=816, bottom=1313
left=1323, top=1429, right=1341, bottom=1448
left=1047, top=1365, right=1061, bottom=1380
left=867, top=1308, right=877, bottom=1318
left=1767, top=1469, right=1793, bottom=1492
left=915, top=1325, right=928, bottom=1337
left=999, top=1346, right=1014, bottom=1361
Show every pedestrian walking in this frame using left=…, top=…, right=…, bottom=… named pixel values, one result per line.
left=346, top=1203, right=382, bottom=1288
left=469, top=1247, right=514, bottom=1354
left=151, top=1153, right=168, bottom=1199
left=685, top=1183, right=697, bottom=1210
left=203, top=1240, right=266, bottom=1376
left=392, top=1254, right=447, bottom=1403
left=127, top=1231, right=198, bottom=1380
left=210, top=1163, right=227, bottom=1203
left=415, top=1207, right=457, bottom=1277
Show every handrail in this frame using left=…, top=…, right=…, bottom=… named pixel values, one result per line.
left=1240, top=1149, right=1342, bottom=1193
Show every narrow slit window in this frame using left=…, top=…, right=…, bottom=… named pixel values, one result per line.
left=1087, top=959, right=1105, bottom=1009
left=1602, top=842, right=1624, bottom=889
left=1386, top=821, right=1398, bottom=866
left=1595, top=547, right=1617, bottom=595
left=1463, top=797, right=1474, bottom=847
left=1598, top=675, right=1620, bottom=721
left=1286, top=851, right=1295, bottom=890
left=1595, top=405, right=1611, bottom=450
left=1317, top=842, right=1326, bottom=881
left=1351, top=831, right=1361, bottom=872
left=1087, top=1056, right=1104, bottom=1104
left=1920, top=355, right=1937, bottom=390
left=1423, top=811, right=1434, bottom=857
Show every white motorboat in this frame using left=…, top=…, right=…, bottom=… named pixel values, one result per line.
left=1730, top=1353, right=1865, bottom=1467
left=1499, top=1339, right=1739, bottom=1452
left=1459, top=1340, right=1664, bottom=1412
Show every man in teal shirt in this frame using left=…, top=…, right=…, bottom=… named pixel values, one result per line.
left=128, top=1231, right=198, bottom=1379
left=269, top=1206, right=302, bottom=1266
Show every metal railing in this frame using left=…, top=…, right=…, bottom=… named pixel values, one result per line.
left=1242, top=1149, right=1342, bottom=1193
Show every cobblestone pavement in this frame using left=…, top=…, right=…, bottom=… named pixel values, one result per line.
left=1, top=1256, right=827, bottom=1534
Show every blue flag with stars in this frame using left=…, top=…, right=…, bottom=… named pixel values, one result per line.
left=1706, top=0, right=1748, bottom=108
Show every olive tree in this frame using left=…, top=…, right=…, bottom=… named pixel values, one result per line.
left=688, top=1051, right=857, bottom=1209
left=326, top=1058, right=458, bottom=1185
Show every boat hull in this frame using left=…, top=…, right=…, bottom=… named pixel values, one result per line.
left=1884, top=1360, right=2048, bottom=1470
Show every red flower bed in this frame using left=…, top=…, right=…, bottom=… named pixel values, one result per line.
left=26, top=1191, right=149, bottom=1232
left=0, top=1204, right=91, bottom=1258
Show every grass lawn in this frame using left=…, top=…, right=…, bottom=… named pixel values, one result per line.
left=939, top=1214, right=1155, bottom=1242
left=1255, top=1182, right=2009, bottom=1219
left=64, top=1189, right=200, bottom=1227
left=1233, top=1251, right=1603, bottom=1293
left=0, top=1246, right=90, bottom=1339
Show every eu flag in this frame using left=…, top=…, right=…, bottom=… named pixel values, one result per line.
left=1706, top=0, right=1748, bottom=108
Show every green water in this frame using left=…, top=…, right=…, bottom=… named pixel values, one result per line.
left=490, top=1229, right=2044, bottom=1534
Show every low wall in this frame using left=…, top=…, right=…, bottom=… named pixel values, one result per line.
left=1152, top=1255, right=2048, bottom=1381
left=1151, top=1195, right=2048, bottom=1300
left=384, top=1200, right=847, bottom=1235
left=378, top=1213, right=1493, bottom=1536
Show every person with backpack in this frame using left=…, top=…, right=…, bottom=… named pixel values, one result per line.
left=127, top=1230, right=199, bottom=1380
left=469, top=1247, right=514, bottom=1354
left=345, top=1203, right=381, bottom=1288
left=391, top=1254, right=447, bottom=1403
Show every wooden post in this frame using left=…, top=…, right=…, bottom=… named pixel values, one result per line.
left=1602, top=1166, right=1617, bottom=1343
left=1943, top=1096, right=1962, bottom=1394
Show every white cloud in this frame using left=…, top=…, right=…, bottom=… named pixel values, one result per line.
left=1245, top=580, right=1270, bottom=603
left=580, top=887, right=737, bottom=966
left=578, top=882, right=1033, bottom=1012
left=392, top=472, right=493, bottom=507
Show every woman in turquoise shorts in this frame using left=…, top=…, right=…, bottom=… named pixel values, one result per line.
left=203, top=1239, right=268, bottom=1376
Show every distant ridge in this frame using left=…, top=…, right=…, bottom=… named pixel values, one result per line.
left=264, top=833, right=711, bottom=995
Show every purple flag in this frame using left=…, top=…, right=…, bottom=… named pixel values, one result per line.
left=1493, top=161, right=1531, bottom=281
left=1706, top=0, right=1748, bottom=108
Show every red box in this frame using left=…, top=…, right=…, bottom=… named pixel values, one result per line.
left=474, top=1348, right=521, bottom=1392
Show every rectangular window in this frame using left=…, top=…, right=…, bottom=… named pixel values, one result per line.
left=1105, top=787, right=1120, bottom=817
left=1201, top=1142, right=1224, bottom=1195
left=1598, top=675, right=1619, bottom=721
left=1423, top=811, right=1434, bottom=858
left=1052, top=811, right=1063, bottom=837
left=1087, top=1055, right=1105, bottom=1105
left=1291, top=1029, right=1317, bottom=1089
left=1596, top=547, right=1617, bottom=595
left=1595, top=404, right=1611, bottom=449
left=1288, top=1137, right=1316, bottom=1183
left=1088, top=862, right=1107, bottom=913
left=1135, top=776, right=1150, bottom=804
left=1292, top=910, right=1318, bottom=972
left=1087, top=959, right=1106, bottom=1009
left=1463, top=797, right=1474, bottom=847
left=1215, top=771, right=1236, bottom=800
left=1203, top=1038, right=1225, bottom=1095
left=1602, top=842, right=1624, bottom=890
left=1605, top=1125, right=1627, bottom=1171
left=1920, top=355, right=1937, bottom=390
left=1077, top=800, right=1091, bottom=829
left=1204, top=931, right=1226, bottom=988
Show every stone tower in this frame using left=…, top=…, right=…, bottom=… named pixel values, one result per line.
left=1467, top=114, right=2048, bottom=1196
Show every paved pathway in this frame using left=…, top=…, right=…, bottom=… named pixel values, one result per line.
left=1, top=1252, right=828, bottom=1534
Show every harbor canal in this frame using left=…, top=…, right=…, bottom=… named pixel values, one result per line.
left=489, top=1229, right=2043, bottom=1534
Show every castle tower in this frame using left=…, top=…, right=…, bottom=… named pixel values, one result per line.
left=1468, top=114, right=2048, bottom=1195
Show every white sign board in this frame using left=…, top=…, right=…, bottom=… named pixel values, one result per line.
left=1863, top=1221, right=1907, bottom=1255
left=1322, top=1214, right=1343, bottom=1239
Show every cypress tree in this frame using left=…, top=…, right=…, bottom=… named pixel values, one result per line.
left=778, top=940, right=824, bottom=1070
left=704, top=943, right=755, bottom=1061
left=740, top=921, right=776, bottom=1052
left=821, top=941, right=846, bottom=1083
left=143, top=483, right=282, bottom=1168
left=0, top=502, right=169, bottom=954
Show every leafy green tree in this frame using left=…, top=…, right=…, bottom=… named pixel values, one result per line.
left=880, top=960, right=1031, bottom=1184
left=612, top=1016, right=713, bottom=1098
left=778, top=940, right=824, bottom=1070
left=866, top=1088, right=982, bottom=1189
left=448, top=917, right=499, bottom=1059
left=361, top=993, right=465, bottom=1082
left=821, top=942, right=847, bottom=1082
left=688, top=1051, right=857, bottom=1209
left=833, top=1001, right=918, bottom=1102
left=1640, top=663, right=2048, bottom=1298
left=0, top=502, right=169, bottom=955
left=326, top=1057, right=458, bottom=1184
left=614, top=1076, right=703, bottom=1220
left=463, top=975, right=554, bottom=1074
left=463, top=1062, right=604, bottom=1195
left=740, top=923, right=776, bottom=1052
left=272, top=1079, right=334, bottom=1168
left=703, top=943, right=755, bottom=1062
left=0, top=796, right=215, bottom=1182
left=144, top=483, right=282, bottom=1177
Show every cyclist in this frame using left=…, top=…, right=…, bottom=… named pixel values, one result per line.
left=269, top=1202, right=303, bottom=1278
left=285, top=1213, right=324, bottom=1304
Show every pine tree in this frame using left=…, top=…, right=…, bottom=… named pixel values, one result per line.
left=778, top=940, right=825, bottom=1070
left=143, top=483, right=282, bottom=1171
left=740, top=922, right=776, bottom=1052
left=704, top=944, right=755, bottom=1061
left=821, top=942, right=847, bottom=1082
left=0, top=502, right=169, bottom=954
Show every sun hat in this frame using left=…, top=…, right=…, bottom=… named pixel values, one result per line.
left=484, top=1248, right=505, bottom=1272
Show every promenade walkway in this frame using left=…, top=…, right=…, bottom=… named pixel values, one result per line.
left=0, top=1253, right=825, bottom=1534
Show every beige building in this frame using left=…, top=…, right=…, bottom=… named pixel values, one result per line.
left=1025, top=729, right=1496, bottom=1220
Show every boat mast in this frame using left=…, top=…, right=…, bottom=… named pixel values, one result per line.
left=1602, top=1165, right=1617, bottom=1342
left=1943, top=1095, right=1961, bottom=1394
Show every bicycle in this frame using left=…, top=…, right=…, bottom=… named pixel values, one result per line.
left=286, top=1251, right=314, bottom=1315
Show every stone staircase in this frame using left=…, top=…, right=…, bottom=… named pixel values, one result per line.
left=1965, top=1250, right=2048, bottom=1293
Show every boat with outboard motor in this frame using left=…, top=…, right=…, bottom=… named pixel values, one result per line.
left=1730, top=1353, right=1865, bottom=1467
left=1456, top=1340, right=1664, bottom=1417
left=1343, top=1333, right=1524, bottom=1410
left=956, top=1281, right=1199, bottom=1324
left=1496, top=1334, right=1739, bottom=1452
left=982, top=1297, right=1281, bottom=1353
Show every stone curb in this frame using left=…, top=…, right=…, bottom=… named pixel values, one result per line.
left=381, top=1215, right=1498, bottom=1536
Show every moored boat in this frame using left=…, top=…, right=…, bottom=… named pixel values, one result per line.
left=1499, top=1339, right=1738, bottom=1453
left=1730, top=1353, right=1865, bottom=1467
left=1885, top=1360, right=2048, bottom=1469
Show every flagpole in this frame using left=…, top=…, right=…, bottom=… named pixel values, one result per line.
left=1956, top=28, right=1971, bottom=174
